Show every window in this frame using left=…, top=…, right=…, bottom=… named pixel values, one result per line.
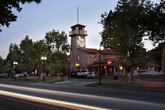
left=90, top=54, right=96, bottom=58
left=77, top=55, right=80, bottom=61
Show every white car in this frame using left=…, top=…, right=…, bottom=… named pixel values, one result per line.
left=87, top=72, right=98, bottom=78
left=138, top=70, right=147, bottom=76
left=77, top=69, right=89, bottom=78
left=142, top=71, right=150, bottom=76
left=0, top=73, right=9, bottom=77
left=127, top=71, right=139, bottom=77
left=14, top=73, right=25, bottom=77
left=148, top=71, right=159, bottom=76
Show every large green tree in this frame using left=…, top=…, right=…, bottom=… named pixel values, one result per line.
left=19, top=35, right=34, bottom=73
left=144, top=0, right=165, bottom=44
left=33, top=40, right=50, bottom=75
left=45, top=29, right=70, bottom=53
left=0, top=0, right=41, bottom=31
left=100, top=0, right=153, bottom=81
left=6, top=43, right=21, bottom=73
left=0, top=56, right=3, bottom=73
left=45, top=29, right=70, bottom=75
left=147, top=41, right=165, bottom=69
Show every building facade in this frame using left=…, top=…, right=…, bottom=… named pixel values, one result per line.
left=69, top=23, right=128, bottom=76
left=69, top=23, right=160, bottom=76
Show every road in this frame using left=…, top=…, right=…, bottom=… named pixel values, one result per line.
left=0, top=78, right=165, bottom=110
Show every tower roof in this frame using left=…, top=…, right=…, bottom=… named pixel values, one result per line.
left=71, top=24, right=86, bottom=28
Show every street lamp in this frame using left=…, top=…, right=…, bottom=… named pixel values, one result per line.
left=13, top=61, right=18, bottom=79
left=97, top=44, right=104, bottom=85
left=41, top=56, right=47, bottom=82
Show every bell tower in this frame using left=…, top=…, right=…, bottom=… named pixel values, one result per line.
left=69, top=24, right=87, bottom=48
left=69, top=8, right=88, bottom=71
left=69, top=24, right=87, bottom=71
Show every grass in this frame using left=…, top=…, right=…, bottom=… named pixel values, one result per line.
left=85, top=82, right=165, bottom=92
left=86, top=82, right=138, bottom=87
left=45, top=80, right=65, bottom=83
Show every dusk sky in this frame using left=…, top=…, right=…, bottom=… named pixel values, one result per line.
left=0, top=0, right=159, bottom=59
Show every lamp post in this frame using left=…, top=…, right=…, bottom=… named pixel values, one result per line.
left=41, top=56, right=47, bottom=82
left=97, top=45, right=104, bottom=85
left=13, top=61, right=18, bottom=79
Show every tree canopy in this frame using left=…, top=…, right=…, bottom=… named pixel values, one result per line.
left=99, top=0, right=164, bottom=81
left=0, top=0, right=41, bottom=32
left=2, top=30, right=70, bottom=75
left=45, top=29, right=70, bottom=74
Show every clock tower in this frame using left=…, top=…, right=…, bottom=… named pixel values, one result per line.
left=69, top=24, right=87, bottom=71
left=69, top=24, right=87, bottom=48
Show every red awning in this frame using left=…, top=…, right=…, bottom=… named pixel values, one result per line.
left=90, top=63, right=115, bottom=67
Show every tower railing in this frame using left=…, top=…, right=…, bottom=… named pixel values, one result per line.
left=69, top=30, right=87, bottom=36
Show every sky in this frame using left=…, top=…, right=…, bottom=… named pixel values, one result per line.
left=0, top=0, right=159, bottom=59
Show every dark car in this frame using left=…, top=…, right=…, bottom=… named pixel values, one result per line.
left=70, top=71, right=77, bottom=78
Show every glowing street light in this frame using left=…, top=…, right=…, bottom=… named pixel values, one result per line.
left=13, top=61, right=18, bottom=80
left=41, top=56, right=47, bottom=82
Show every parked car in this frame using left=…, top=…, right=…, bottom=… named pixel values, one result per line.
left=142, top=71, right=150, bottom=76
left=14, top=73, right=24, bottom=77
left=127, top=71, right=139, bottom=77
left=0, top=73, right=9, bottom=78
left=70, top=71, right=77, bottom=78
left=77, top=69, right=89, bottom=78
left=14, top=73, right=28, bottom=77
left=114, top=71, right=123, bottom=79
left=87, top=72, right=98, bottom=78
left=138, top=70, right=147, bottom=76
left=148, top=71, right=159, bottom=76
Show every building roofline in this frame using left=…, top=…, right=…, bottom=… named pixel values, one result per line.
left=71, top=24, right=86, bottom=28
left=77, top=47, right=118, bottom=55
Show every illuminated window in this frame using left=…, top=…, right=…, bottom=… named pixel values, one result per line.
left=75, top=63, right=80, bottom=67
left=90, top=54, right=96, bottom=58
left=77, top=56, right=80, bottom=60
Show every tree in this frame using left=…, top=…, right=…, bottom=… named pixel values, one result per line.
left=147, top=41, right=165, bottom=70
left=100, top=0, right=152, bottom=82
left=144, top=0, right=165, bottom=44
left=45, top=29, right=70, bottom=53
left=19, top=35, right=34, bottom=73
left=0, top=56, right=3, bottom=73
left=45, top=29, right=70, bottom=76
left=0, top=0, right=41, bottom=32
left=6, top=43, right=21, bottom=73
left=33, top=40, right=50, bottom=75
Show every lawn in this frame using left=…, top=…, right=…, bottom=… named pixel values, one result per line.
left=85, top=82, right=165, bottom=92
